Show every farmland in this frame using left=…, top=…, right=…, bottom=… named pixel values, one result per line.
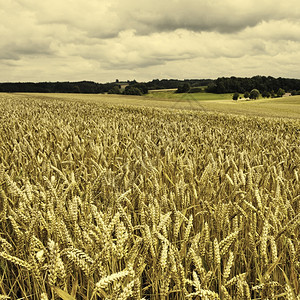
left=0, top=92, right=299, bottom=299
left=19, top=91, right=300, bottom=119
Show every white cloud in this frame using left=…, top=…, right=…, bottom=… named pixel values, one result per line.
left=243, top=20, right=300, bottom=42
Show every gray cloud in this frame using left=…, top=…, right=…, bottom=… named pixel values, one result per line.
left=4, top=40, right=54, bottom=57
left=11, top=0, right=300, bottom=37
left=1, top=0, right=300, bottom=82
left=111, top=0, right=300, bottom=35
left=0, top=51, right=19, bottom=61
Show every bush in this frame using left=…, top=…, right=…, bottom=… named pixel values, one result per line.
left=244, top=91, right=250, bottom=99
left=232, top=92, right=239, bottom=101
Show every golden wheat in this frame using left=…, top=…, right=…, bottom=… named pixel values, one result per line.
left=0, top=93, right=298, bottom=299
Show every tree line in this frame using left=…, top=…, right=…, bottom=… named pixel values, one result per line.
left=108, top=82, right=149, bottom=95
left=144, top=79, right=213, bottom=90
left=1, top=76, right=300, bottom=95
left=0, top=80, right=150, bottom=95
left=0, top=81, right=115, bottom=94
left=206, top=76, right=300, bottom=94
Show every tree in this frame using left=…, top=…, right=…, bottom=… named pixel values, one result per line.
left=261, top=91, right=271, bottom=98
left=249, top=89, right=260, bottom=100
left=123, top=86, right=143, bottom=95
left=270, top=90, right=276, bottom=98
left=244, top=91, right=250, bottom=99
left=232, top=92, right=239, bottom=101
left=206, top=83, right=217, bottom=93
left=73, top=85, right=81, bottom=93
left=134, top=83, right=148, bottom=94
left=108, top=86, right=121, bottom=94
left=277, top=88, right=285, bottom=97
left=176, top=83, right=190, bottom=93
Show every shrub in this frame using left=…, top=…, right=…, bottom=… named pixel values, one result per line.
left=244, top=91, right=250, bottom=99
left=232, top=92, right=239, bottom=101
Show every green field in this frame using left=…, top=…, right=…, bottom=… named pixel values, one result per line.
left=145, top=90, right=232, bottom=101
left=0, top=93, right=299, bottom=299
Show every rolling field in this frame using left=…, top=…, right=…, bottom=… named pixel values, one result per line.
left=18, top=91, right=300, bottom=119
left=0, top=93, right=299, bottom=299
left=145, top=90, right=232, bottom=101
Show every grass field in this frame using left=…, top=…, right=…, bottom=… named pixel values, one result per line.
left=0, top=93, right=299, bottom=299
left=145, top=90, right=232, bottom=101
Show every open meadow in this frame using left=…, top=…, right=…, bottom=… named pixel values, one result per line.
left=0, top=92, right=299, bottom=299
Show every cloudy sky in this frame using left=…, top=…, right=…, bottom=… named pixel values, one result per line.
left=1, top=0, right=300, bottom=82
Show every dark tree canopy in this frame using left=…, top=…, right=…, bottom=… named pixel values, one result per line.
left=0, top=81, right=114, bottom=94
left=261, top=91, right=271, bottom=98
left=123, top=86, right=143, bottom=95
left=108, top=86, right=121, bottom=94
left=249, top=89, right=260, bottom=100
left=123, top=83, right=148, bottom=95
left=277, top=88, right=285, bottom=97
left=129, top=83, right=148, bottom=94
left=176, top=83, right=191, bottom=93
left=206, top=76, right=300, bottom=94
left=145, top=79, right=213, bottom=90
left=0, top=76, right=300, bottom=95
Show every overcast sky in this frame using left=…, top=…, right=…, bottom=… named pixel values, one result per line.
left=1, top=0, right=300, bottom=82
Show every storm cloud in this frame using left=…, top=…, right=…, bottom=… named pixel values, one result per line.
left=1, top=0, right=300, bottom=82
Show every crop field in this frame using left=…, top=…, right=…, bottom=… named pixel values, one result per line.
left=0, top=93, right=299, bottom=299
left=20, top=92, right=300, bottom=119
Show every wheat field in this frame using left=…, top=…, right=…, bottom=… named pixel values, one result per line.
left=0, top=93, right=299, bottom=299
